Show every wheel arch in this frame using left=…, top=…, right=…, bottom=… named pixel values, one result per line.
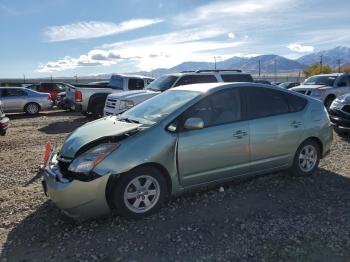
left=301, top=136, right=323, bottom=158
left=105, top=162, right=172, bottom=209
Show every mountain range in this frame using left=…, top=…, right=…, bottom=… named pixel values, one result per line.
left=131, top=46, right=350, bottom=77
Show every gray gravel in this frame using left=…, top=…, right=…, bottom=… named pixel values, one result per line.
left=1, top=111, right=350, bottom=262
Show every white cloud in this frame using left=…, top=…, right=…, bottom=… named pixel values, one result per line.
left=44, top=18, right=163, bottom=42
left=287, top=43, right=314, bottom=52
left=228, top=32, right=235, bottom=39
left=37, top=26, right=246, bottom=73
left=174, top=0, right=294, bottom=26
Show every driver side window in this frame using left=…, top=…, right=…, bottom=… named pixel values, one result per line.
left=182, top=89, right=241, bottom=129
left=337, top=77, right=348, bottom=87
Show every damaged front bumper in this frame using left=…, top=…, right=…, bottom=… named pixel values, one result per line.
left=42, top=148, right=111, bottom=219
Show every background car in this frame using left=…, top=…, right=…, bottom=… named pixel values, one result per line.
left=329, top=94, right=350, bottom=135
left=291, top=73, right=350, bottom=109
left=278, top=82, right=300, bottom=89
left=0, top=101, right=9, bottom=135
left=66, top=74, right=154, bottom=118
left=104, top=69, right=254, bottom=116
left=0, top=87, right=53, bottom=114
left=43, top=82, right=332, bottom=219
left=27, top=82, right=74, bottom=102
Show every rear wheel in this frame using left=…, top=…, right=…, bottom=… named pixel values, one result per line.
left=111, top=167, right=168, bottom=219
left=290, top=139, right=320, bottom=176
left=25, top=103, right=40, bottom=115
left=91, top=102, right=104, bottom=119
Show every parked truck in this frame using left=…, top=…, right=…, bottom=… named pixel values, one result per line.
left=66, top=74, right=154, bottom=118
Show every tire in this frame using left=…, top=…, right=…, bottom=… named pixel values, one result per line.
left=290, top=139, right=321, bottom=176
left=324, top=96, right=335, bottom=110
left=111, top=167, right=168, bottom=219
left=91, top=102, right=104, bottom=119
left=25, top=103, right=40, bottom=115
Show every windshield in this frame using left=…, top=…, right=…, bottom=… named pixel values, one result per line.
left=121, top=90, right=199, bottom=125
left=304, top=76, right=336, bottom=86
left=145, top=75, right=178, bottom=92
left=279, top=83, right=289, bottom=88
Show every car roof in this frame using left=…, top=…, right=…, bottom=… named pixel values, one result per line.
left=111, top=74, right=154, bottom=79
left=171, top=82, right=272, bottom=93
left=311, top=73, right=342, bottom=77
left=166, top=70, right=249, bottom=77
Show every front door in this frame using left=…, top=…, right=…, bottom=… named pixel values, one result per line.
left=177, top=88, right=250, bottom=186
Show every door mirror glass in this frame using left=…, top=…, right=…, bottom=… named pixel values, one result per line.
left=184, top=118, right=204, bottom=130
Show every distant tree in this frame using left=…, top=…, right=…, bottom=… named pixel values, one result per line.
left=303, top=63, right=333, bottom=77
left=340, top=66, right=350, bottom=73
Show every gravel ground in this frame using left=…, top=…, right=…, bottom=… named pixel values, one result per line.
left=1, top=111, right=350, bottom=262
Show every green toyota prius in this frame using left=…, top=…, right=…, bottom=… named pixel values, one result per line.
left=42, top=82, right=333, bottom=219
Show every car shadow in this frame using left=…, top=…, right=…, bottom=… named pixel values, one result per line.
left=5, top=110, right=81, bottom=120
left=38, top=116, right=90, bottom=135
left=2, top=168, right=350, bottom=261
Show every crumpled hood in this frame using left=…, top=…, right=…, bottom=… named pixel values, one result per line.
left=60, top=116, right=141, bottom=158
left=291, top=84, right=328, bottom=90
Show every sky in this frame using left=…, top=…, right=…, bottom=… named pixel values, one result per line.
left=0, top=0, right=350, bottom=78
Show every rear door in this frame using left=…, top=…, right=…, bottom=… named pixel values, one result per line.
left=243, top=87, right=306, bottom=171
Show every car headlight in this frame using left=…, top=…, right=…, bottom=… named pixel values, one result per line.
left=330, top=96, right=346, bottom=109
left=119, top=100, right=134, bottom=110
left=311, top=90, right=323, bottom=96
left=68, top=143, right=118, bottom=174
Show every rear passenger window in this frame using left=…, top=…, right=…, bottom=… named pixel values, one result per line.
left=246, top=88, right=289, bottom=119
left=221, top=74, right=253, bottom=82
left=285, top=93, right=307, bottom=112
left=175, top=75, right=217, bottom=86
left=6, top=89, right=27, bottom=96
left=128, top=79, right=145, bottom=90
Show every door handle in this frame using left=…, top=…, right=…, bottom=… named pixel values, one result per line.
left=233, top=130, right=247, bottom=139
left=290, top=121, right=302, bottom=128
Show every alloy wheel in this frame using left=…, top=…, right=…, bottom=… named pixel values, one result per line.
left=298, top=145, right=318, bottom=172
left=123, top=175, right=160, bottom=213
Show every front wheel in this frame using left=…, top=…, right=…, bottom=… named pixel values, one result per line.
left=290, top=139, right=320, bottom=176
left=111, top=167, right=168, bottom=219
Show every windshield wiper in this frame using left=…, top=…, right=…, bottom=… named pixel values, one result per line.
left=119, top=117, right=140, bottom=124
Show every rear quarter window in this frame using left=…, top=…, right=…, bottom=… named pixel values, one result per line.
left=284, top=93, right=307, bottom=112
left=221, top=74, right=253, bottom=82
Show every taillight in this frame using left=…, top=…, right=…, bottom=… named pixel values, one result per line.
left=75, top=90, right=82, bottom=102
left=48, top=94, right=53, bottom=101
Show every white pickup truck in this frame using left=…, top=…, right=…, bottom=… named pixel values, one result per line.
left=66, top=74, right=154, bottom=118
left=104, top=70, right=254, bottom=116
left=291, top=73, right=350, bottom=109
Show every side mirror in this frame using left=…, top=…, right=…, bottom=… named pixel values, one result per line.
left=184, top=118, right=204, bottom=130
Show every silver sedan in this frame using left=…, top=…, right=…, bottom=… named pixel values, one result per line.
left=0, top=87, right=53, bottom=114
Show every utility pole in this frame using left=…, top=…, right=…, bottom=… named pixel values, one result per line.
left=336, top=59, right=342, bottom=73
left=75, top=74, right=78, bottom=84
left=274, top=58, right=277, bottom=82
left=50, top=75, right=53, bottom=82
left=320, top=55, right=323, bottom=73
left=258, top=59, right=261, bottom=78
left=23, top=74, right=25, bottom=84
left=214, top=56, right=217, bottom=70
